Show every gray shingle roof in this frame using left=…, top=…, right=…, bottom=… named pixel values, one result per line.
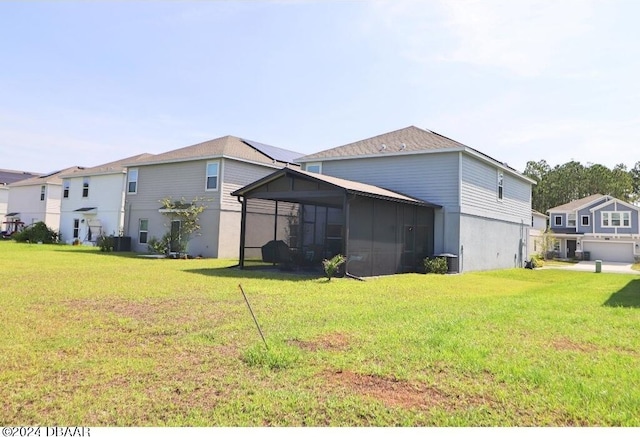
left=131, top=135, right=301, bottom=167
left=8, top=167, right=86, bottom=187
left=0, top=169, right=41, bottom=185
left=298, top=126, right=467, bottom=161
left=547, top=194, right=607, bottom=212
left=68, top=153, right=154, bottom=177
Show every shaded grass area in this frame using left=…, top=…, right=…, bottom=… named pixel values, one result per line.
left=1, top=242, right=640, bottom=425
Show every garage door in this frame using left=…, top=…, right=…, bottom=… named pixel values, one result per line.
left=582, top=241, right=635, bottom=263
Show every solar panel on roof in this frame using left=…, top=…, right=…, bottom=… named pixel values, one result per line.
left=241, top=139, right=304, bottom=164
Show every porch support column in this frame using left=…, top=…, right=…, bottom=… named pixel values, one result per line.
left=239, top=196, right=247, bottom=269
left=273, top=200, right=279, bottom=265
left=343, top=192, right=350, bottom=276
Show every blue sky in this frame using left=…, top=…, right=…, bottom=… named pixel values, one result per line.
left=2, top=0, right=639, bottom=174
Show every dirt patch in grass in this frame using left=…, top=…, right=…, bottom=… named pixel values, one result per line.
left=287, top=332, right=351, bottom=352
left=551, top=337, right=599, bottom=353
left=321, top=369, right=491, bottom=412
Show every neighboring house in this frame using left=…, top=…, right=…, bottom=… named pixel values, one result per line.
left=528, top=210, right=548, bottom=257
left=235, top=125, right=535, bottom=275
left=1, top=169, right=40, bottom=233
left=123, top=135, right=303, bottom=258
left=547, top=194, right=640, bottom=262
left=59, top=154, right=153, bottom=244
left=6, top=167, right=85, bottom=233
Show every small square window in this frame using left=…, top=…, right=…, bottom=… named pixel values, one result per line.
left=554, top=215, right=562, bottom=227
left=581, top=215, right=589, bottom=226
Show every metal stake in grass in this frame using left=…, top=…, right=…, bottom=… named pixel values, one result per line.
left=238, top=284, right=269, bottom=351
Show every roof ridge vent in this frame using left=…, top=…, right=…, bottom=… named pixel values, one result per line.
left=400, top=143, right=406, bottom=150
left=380, top=143, right=387, bottom=151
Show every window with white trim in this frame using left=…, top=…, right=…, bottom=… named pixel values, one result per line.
left=497, top=171, right=504, bottom=200
left=306, top=162, right=322, bottom=174
left=567, top=213, right=576, bottom=227
left=127, top=169, right=138, bottom=194
left=40, top=185, right=46, bottom=201
left=73, top=219, right=80, bottom=239
left=581, top=215, right=589, bottom=226
left=63, top=181, right=70, bottom=198
left=139, top=219, right=148, bottom=244
left=205, top=161, right=219, bottom=191
left=554, top=215, right=562, bottom=227
left=601, top=211, right=631, bottom=228
left=82, top=177, right=90, bottom=198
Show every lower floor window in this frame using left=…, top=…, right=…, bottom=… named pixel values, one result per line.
left=139, top=219, right=149, bottom=244
left=73, top=219, right=80, bottom=239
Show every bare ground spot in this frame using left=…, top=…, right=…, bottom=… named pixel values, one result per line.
left=321, top=369, right=492, bottom=412
left=551, top=338, right=599, bottom=353
left=287, top=332, right=352, bottom=352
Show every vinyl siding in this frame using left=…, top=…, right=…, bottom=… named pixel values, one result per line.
left=460, top=154, right=531, bottom=224
left=220, top=160, right=283, bottom=211
left=319, top=152, right=460, bottom=207
left=593, top=203, right=639, bottom=235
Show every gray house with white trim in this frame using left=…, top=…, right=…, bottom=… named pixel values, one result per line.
left=295, top=126, right=535, bottom=272
left=123, top=135, right=302, bottom=258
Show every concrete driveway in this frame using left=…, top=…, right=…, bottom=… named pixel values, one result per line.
left=546, top=261, right=640, bottom=274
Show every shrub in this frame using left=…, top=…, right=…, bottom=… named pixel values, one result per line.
left=147, top=233, right=170, bottom=255
left=424, top=256, right=448, bottom=274
left=12, top=222, right=58, bottom=244
left=322, top=254, right=346, bottom=281
left=531, top=254, right=544, bottom=268
left=97, top=234, right=114, bottom=252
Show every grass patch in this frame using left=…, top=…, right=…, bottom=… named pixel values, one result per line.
left=2, top=242, right=640, bottom=425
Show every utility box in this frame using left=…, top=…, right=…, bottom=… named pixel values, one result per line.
left=595, top=260, right=602, bottom=273
left=436, top=253, right=459, bottom=274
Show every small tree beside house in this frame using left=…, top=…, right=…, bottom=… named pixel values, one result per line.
left=538, top=227, right=558, bottom=260
left=156, top=197, right=208, bottom=257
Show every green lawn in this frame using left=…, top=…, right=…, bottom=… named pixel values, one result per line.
left=2, top=241, right=640, bottom=426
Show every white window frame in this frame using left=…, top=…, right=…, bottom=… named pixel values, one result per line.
left=601, top=211, right=631, bottom=228
left=139, top=218, right=148, bottom=244
left=305, top=162, right=322, bottom=174
left=63, top=181, right=70, bottom=198
left=554, top=215, right=562, bottom=227
left=581, top=215, right=589, bottom=227
left=205, top=161, right=220, bottom=191
left=497, top=171, right=504, bottom=201
left=567, top=213, right=576, bottom=228
left=82, top=177, right=90, bottom=198
left=127, top=169, right=138, bottom=194
left=40, top=185, right=46, bottom=201
left=73, top=218, right=80, bottom=239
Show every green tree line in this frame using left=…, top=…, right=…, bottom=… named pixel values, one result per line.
left=524, top=160, right=640, bottom=214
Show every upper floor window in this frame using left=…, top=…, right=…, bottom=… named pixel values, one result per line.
left=40, top=185, right=46, bottom=201
left=63, top=181, right=70, bottom=198
left=306, top=162, right=322, bottom=174
left=567, top=213, right=576, bottom=227
left=127, top=168, right=138, bottom=194
left=581, top=215, right=590, bottom=226
left=206, top=161, right=219, bottom=191
left=82, top=177, right=90, bottom=198
left=554, top=215, right=562, bottom=227
left=602, top=211, right=631, bottom=228
left=497, top=171, right=504, bottom=200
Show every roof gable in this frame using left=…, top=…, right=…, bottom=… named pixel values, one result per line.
left=589, top=197, right=640, bottom=213
left=8, top=166, right=86, bottom=187
left=547, top=194, right=609, bottom=213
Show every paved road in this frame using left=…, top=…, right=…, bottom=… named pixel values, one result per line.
left=545, top=261, right=640, bottom=274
